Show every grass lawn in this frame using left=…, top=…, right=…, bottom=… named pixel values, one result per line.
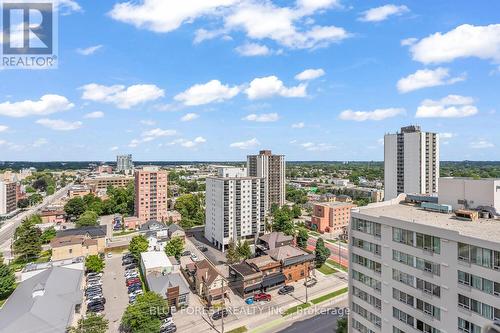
left=113, top=230, right=137, bottom=236
left=283, top=302, right=312, bottom=316
left=227, top=326, right=248, bottom=333
left=310, top=287, right=348, bottom=305
left=308, top=231, right=320, bottom=237
left=317, top=264, right=337, bottom=275
left=326, top=259, right=348, bottom=271
left=324, top=239, right=337, bottom=244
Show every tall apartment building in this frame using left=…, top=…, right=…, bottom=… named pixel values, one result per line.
left=0, top=181, right=17, bottom=215
left=117, top=154, right=134, bottom=174
left=247, top=150, right=285, bottom=208
left=134, top=166, right=168, bottom=223
left=348, top=196, right=500, bottom=333
left=384, top=126, right=439, bottom=200
left=205, top=167, right=266, bottom=252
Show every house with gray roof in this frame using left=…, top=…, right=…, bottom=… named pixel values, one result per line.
left=146, top=271, right=190, bottom=309
left=0, top=266, right=84, bottom=333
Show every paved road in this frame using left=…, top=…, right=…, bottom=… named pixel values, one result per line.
left=307, top=238, right=349, bottom=267
left=277, top=311, right=345, bottom=333
left=102, top=254, right=129, bottom=333
left=0, top=184, right=72, bottom=245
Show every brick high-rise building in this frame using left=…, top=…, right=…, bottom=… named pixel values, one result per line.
left=0, top=181, right=17, bottom=215
left=247, top=150, right=285, bottom=209
left=134, top=166, right=168, bottom=223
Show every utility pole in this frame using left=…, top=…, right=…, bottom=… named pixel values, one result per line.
left=221, top=275, right=225, bottom=333
left=337, top=237, right=341, bottom=267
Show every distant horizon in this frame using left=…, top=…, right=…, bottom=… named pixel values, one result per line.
left=2, top=160, right=500, bottom=164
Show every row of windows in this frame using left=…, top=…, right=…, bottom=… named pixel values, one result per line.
left=352, top=253, right=382, bottom=274
left=352, top=218, right=381, bottom=237
left=393, top=327, right=406, bottom=333
left=392, top=269, right=441, bottom=297
left=352, top=302, right=381, bottom=328
left=393, top=307, right=441, bottom=333
left=352, top=270, right=381, bottom=292
left=392, top=228, right=441, bottom=254
left=392, top=288, right=441, bottom=320
left=353, top=286, right=382, bottom=310
left=458, top=270, right=500, bottom=297
left=392, top=250, right=440, bottom=276
left=458, top=318, right=481, bottom=333
left=458, top=294, right=500, bottom=321
left=352, top=237, right=381, bottom=256
left=352, top=318, right=375, bottom=333
left=458, top=242, right=500, bottom=270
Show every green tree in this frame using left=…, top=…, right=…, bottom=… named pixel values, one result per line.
left=236, top=240, right=252, bottom=260
left=121, top=292, right=169, bottom=333
left=40, top=227, right=57, bottom=244
left=272, top=207, right=294, bottom=235
left=314, top=238, right=331, bottom=268
left=28, top=193, right=43, bottom=205
left=68, top=312, right=109, bottom=333
left=85, top=255, right=105, bottom=273
left=13, top=217, right=42, bottom=261
left=296, top=228, right=309, bottom=249
left=336, top=318, right=347, bottom=333
left=164, top=237, right=184, bottom=260
left=17, top=198, right=30, bottom=209
left=129, top=235, right=149, bottom=260
left=0, top=257, right=16, bottom=299
left=76, top=210, right=99, bottom=227
left=291, top=204, right=302, bottom=218
left=174, top=193, right=205, bottom=228
left=46, top=185, right=55, bottom=195
left=225, top=239, right=239, bottom=264
left=64, top=197, right=86, bottom=220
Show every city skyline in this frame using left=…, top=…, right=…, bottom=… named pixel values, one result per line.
left=1, top=1, right=499, bottom=161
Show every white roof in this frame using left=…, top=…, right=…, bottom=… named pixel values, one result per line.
left=141, top=251, right=172, bottom=270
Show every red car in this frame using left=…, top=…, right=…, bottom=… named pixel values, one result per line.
left=253, top=293, right=271, bottom=302
left=126, top=278, right=140, bottom=286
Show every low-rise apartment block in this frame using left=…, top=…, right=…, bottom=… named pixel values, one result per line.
left=310, top=201, right=356, bottom=234
left=348, top=196, right=500, bottom=333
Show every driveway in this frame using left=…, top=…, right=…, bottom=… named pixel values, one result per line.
left=102, top=254, right=129, bottom=332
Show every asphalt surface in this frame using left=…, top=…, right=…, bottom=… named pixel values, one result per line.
left=277, top=312, right=345, bottom=333
left=0, top=184, right=72, bottom=245
left=102, top=254, right=129, bottom=333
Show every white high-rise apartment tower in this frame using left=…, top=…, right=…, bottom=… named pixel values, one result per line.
left=117, top=154, right=134, bottom=174
left=204, top=167, right=266, bottom=252
left=247, top=150, right=285, bottom=208
left=348, top=195, right=500, bottom=333
left=384, top=126, right=439, bottom=200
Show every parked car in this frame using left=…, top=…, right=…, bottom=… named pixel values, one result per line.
left=181, top=251, right=191, bottom=257
left=253, top=293, right=271, bottom=302
left=125, top=263, right=138, bottom=270
left=304, top=278, right=317, bottom=287
left=122, top=253, right=134, bottom=259
left=190, top=253, right=198, bottom=261
left=278, top=285, right=295, bottom=295
left=129, top=289, right=143, bottom=297
left=198, top=246, right=208, bottom=252
left=126, top=278, right=140, bottom=285
left=87, top=296, right=105, bottom=304
left=128, top=285, right=142, bottom=293
left=160, top=325, right=177, bottom=333
left=87, top=305, right=104, bottom=313
left=212, top=309, right=228, bottom=320
left=87, top=272, right=102, bottom=277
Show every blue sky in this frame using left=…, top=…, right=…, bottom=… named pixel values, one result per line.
left=0, top=0, right=499, bottom=161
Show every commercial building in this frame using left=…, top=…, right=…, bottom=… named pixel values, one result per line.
left=82, top=174, right=134, bottom=191
left=146, top=271, right=190, bottom=309
left=67, top=184, right=93, bottom=198
left=134, top=166, right=168, bottom=223
left=96, top=164, right=113, bottom=174
left=266, top=245, right=315, bottom=284
left=310, top=201, right=356, bottom=234
left=348, top=196, right=500, bottom=333
left=0, top=181, right=17, bottom=215
left=247, top=150, right=285, bottom=208
left=0, top=266, right=84, bottom=333
left=116, top=154, right=134, bottom=174
left=51, top=226, right=107, bottom=260
left=438, top=177, right=500, bottom=215
left=140, top=251, right=175, bottom=276
left=384, top=125, right=439, bottom=200
left=204, top=167, right=266, bottom=252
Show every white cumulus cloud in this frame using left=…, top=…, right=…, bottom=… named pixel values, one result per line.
left=0, top=95, right=74, bottom=118
left=36, top=118, right=82, bottom=131
left=409, top=24, right=500, bottom=64
left=359, top=4, right=409, bottom=22
left=230, top=138, right=260, bottom=149
left=242, top=113, right=279, bottom=122
left=292, top=122, right=305, bottom=128
left=0, top=125, right=8, bottom=132
left=295, top=68, right=325, bottom=81
left=80, top=83, right=164, bottom=109
left=181, top=113, right=200, bottom=122
left=301, top=142, right=335, bottom=151
left=83, top=111, right=104, bottom=119
left=397, top=67, right=465, bottom=93
left=416, top=95, right=478, bottom=118
left=245, top=76, right=307, bottom=99
left=339, top=108, right=405, bottom=121
left=235, top=43, right=271, bottom=56
left=469, top=139, right=494, bottom=149
left=168, top=136, right=207, bottom=148
left=174, top=80, right=240, bottom=106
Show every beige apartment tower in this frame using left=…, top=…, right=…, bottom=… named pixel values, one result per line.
left=134, top=166, right=168, bottom=223
left=247, top=150, right=285, bottom=208
left=384, top=125, right=439, bottom=200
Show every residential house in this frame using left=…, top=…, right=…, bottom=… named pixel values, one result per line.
left=257, top=232, right=293, bottom=252
left=51, top=226, right=107, bottom=261
left=167, top=224, right=185, bottom=240
left=266, top=245, right=315, bottom=283
left=0, top=266, right=84, bottom=333
left=140, top=251, right=175, bottom=276
left=187, top=259, right=227, bottom=306
left=146, top=271, right=190, bottom=309
left=40, top=209, right=66, bottom=224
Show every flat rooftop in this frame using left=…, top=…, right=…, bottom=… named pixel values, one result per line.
left=357, top=202, right=500, bottom=243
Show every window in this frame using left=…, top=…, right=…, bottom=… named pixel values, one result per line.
left=458, top=294, right=500, bottom=320
left=458, top=318, right=481, bottom=333
left=459, top=243, right=500, bottom=270
left=393, top=228, right=414, bottom=246
left=415, top=233, right=440, bottom=253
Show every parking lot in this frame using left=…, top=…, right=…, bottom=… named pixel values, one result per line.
left=102, top=254, right=129, bottom=333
